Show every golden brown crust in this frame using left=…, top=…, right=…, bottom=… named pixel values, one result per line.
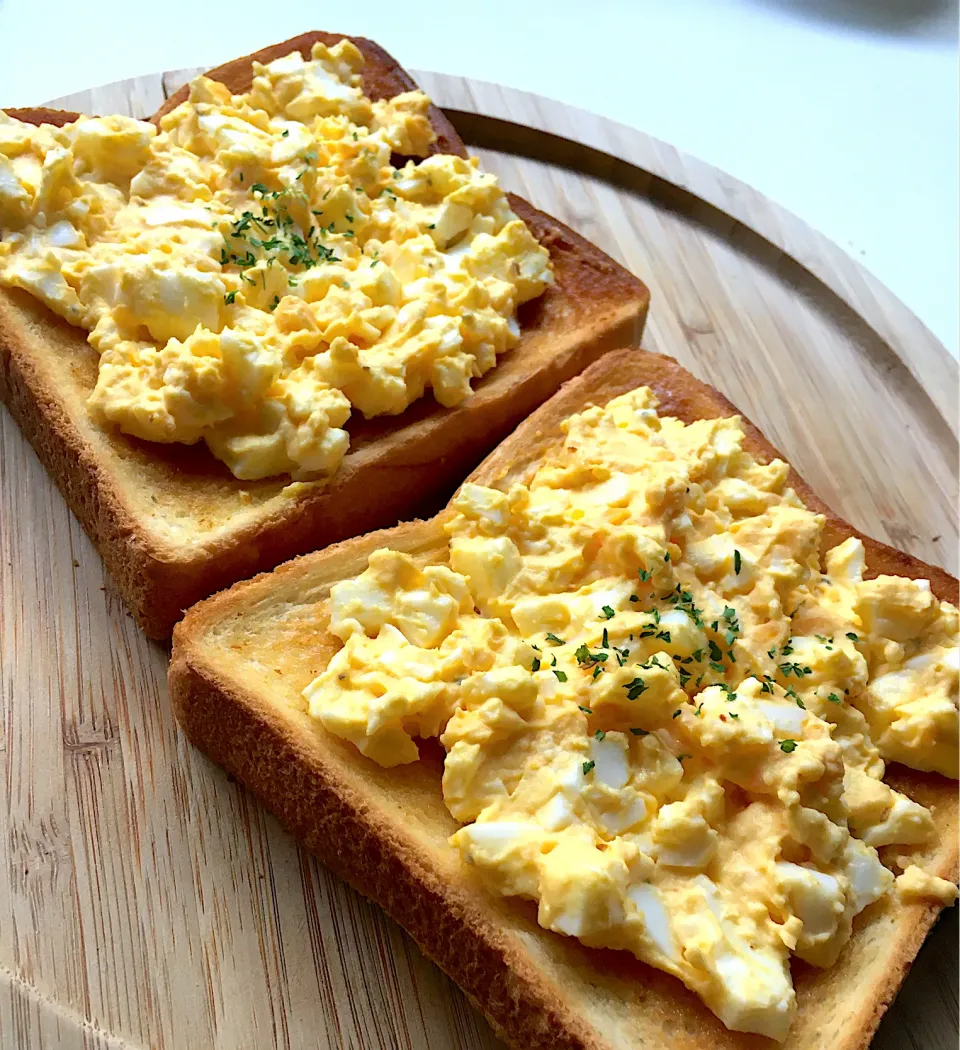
left=3, top=106, right=80, bottom=127
left=151, top=31, right=467, bottom=159
left=0, top=53, right=649, bottom=638
left=170, top=348, right=959, bottom=1050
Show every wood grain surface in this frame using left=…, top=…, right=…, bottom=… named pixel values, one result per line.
left=0, top=65, right=956, bottom=1050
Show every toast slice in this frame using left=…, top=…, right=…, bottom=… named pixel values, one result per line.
left=0, top=35, right=649, bottom=640
left=169, top=347, right=959, bottom=1050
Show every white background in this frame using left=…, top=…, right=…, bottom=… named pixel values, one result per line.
left=0, top=0, right=956, bottom=356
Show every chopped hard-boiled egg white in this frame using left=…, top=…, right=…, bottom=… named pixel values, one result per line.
left=303, top=386, right=959, bottom=1040
left=0, top=40, right=552, bottom=481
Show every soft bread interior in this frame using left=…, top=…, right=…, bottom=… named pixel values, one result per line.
left=172, top=348, right=958, bottom=1050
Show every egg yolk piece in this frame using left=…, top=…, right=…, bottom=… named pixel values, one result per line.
left=0, top=40, right=553, bottom=481
left=304, top=388, right=958, bottom=1038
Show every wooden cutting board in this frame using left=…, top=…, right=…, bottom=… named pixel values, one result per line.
left=1, top=66, right=956, bottom=1050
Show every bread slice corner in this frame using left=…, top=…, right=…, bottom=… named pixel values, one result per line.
left=152, top=30, right=467, bottom=159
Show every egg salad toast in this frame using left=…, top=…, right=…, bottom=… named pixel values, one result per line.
left=0, top=33, right=648, bottom=639
left=170, top=347, right=958, bottom=1050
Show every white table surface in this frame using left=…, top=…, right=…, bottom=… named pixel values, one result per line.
left=0, top=0, right=957, bottom=358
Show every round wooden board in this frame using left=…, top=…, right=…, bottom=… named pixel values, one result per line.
left=1, top=68, right=956, bottom=1050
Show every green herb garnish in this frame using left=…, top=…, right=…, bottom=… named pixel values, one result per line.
left=624, top=678, right=647, bottom=700
left=575, top=645, right=607, bottom=667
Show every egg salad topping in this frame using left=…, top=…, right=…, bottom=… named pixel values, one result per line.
left=0, top=40, right=552, bottom=480
left=304, top=387, right=959, bottom=1040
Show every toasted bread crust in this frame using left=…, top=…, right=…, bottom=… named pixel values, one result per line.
left=3, top=106, right=79, bottom=127
left=170, top=348, right=958, bottom=1050
left=152, top=31, right=467, bottom=159
left=0, top=301, right=155, bottom=617
left=0, top=47, right=649, bottom=638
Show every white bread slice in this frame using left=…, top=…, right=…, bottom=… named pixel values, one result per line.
left=169, top=347, right=959, bottom=1050
left=0, top=33, right=649, bottom=639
